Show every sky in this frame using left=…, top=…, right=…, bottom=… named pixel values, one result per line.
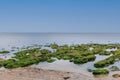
left=0, top=0, right=120, bottom=33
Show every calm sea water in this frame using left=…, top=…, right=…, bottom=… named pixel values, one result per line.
left=0, top=33, right=120, bottom=76
left=0, top=33, right=120, bottom=49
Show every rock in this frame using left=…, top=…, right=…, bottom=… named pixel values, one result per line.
left=63, top=76, right=70, bottom=80
left=112, top=74, right=120, bottom=78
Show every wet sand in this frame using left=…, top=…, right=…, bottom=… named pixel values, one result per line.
left=0, top=67, right=120, bottom=80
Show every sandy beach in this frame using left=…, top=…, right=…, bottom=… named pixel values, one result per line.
left=0, top=67, right=119, bottom=80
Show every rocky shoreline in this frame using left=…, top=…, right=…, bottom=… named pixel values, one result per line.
left=0, top=67, right=119, bottom=80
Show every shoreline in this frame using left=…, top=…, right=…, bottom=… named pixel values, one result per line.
left=0, top=67, right=120, bottom=80
left=0, top=67, right=94, bottom=80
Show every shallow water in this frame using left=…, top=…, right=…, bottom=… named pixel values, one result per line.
left=0, top=33, right=120, bottom=49
left=0, top=33, right=120, bottom=75
left=31, top=54, right=110, bottom=76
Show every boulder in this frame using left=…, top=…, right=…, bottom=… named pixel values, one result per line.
left=112, top=74, right=120, bottom=78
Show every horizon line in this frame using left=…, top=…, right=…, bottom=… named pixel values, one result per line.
left=0, top=32, right=120, bottom=34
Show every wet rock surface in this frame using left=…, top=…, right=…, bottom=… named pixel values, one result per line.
left=0, top=67, right=120, bottom=80
left=112, top=74, right=120, bottom=78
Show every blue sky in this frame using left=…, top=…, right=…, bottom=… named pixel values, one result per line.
left=0, top=0, right=120, bottom=33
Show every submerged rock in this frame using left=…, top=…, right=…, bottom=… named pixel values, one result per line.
left=109, top=66, right=120, bottom=71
